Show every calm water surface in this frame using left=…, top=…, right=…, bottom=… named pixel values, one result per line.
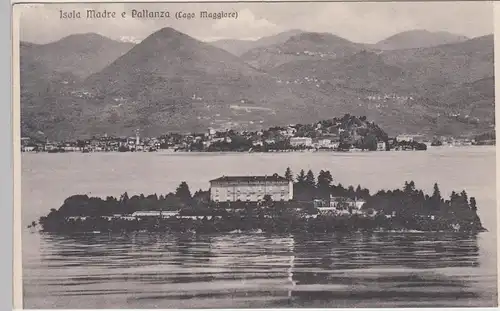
left=22, top=147, right=497, bottom=308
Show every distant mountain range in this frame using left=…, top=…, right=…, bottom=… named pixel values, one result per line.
left=374, top=30, right=469, bottom=50
left=210, top=29, right=303, bottom=56
left=20, top=28, right=494, bottom=140
left=240, top=32, right=366, bottom=70
left=212, top=29, right=470, bottom=56
left=21, top=33, right=134, bottom=79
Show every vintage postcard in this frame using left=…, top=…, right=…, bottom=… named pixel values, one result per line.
left=13, top=1, right=497, bottom=309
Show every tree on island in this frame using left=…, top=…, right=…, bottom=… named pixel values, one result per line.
left=461, top=190, right=468, bottom=203
left=317, top=170, right=333, bottom=199
left=430, top=182, right=442, bottom=209
left=294, top=169, right=315, bottom=201
left=347, top=185, right=355, bottom=198
left=296, top=169, right=306, bottom=184
left=176, top=182, right=192, bottom=203
left=285, top=167, right=293, bottom=182
left=305, top=170, right=316, bottom=187
left=193, top=189, right=210, bottom=206
left=470, top=197, right=477, bottom=211
left=404, top=181, right=416, bottom=194
left=356, top=184, right=362, bottom=195
left=317, top=170, right=333, bottom=188
left=450, top=191, right=459, bottom=203
left=120, top=192, right=129, bottom=204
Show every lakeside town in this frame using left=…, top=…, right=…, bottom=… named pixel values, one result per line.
left=20, top=114, right=494, bottom=153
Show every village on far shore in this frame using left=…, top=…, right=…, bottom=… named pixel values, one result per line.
left=21, top=114, right=494, bottom=154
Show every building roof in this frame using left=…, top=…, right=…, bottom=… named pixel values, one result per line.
left=210, top=174, right=288, bottom=183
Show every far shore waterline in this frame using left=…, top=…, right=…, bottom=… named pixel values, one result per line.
left=20, top=145, right=495, bottom=156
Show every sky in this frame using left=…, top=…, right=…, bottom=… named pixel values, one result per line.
left=16, top=2, right=494, bottom=44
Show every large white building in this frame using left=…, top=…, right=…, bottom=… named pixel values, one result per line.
left=209, top=174, right=293, bottom=202
left=290, top=137, right=313, bottom=147
left=396, top=134, right=425, bottom=143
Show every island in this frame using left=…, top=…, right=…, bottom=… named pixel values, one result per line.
left=30, top=168, right=485, bottom=235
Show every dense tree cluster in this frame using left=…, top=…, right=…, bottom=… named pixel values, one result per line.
left=364, top=181, right=482, bottom=231
left=35, top=168, right=484, bottom=234
left=40, top=181, right=202, bottom=220
left=292, top=168, right=369, bottom=202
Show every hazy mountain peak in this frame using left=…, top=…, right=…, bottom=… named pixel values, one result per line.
left=210, top=29, right=305, bottom=56
left=150, top=27, right=187, bottom=39
left=376, top=29, right=469, bottom=50
left=83, top=26, right=264, bottom=96
left=392, top=29, right=468, bottom=40
left=287, top=32, right=351, bottom=44
left=56, top=32, right=116, bottom=44
left=279, top=29, right=304, bottom=36
left=20, top=32, right=135, bottom=79
left=138, top=26, right=202, bottom=51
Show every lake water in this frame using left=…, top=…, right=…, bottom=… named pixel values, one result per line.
left=21, top=147, right=498, bottom=308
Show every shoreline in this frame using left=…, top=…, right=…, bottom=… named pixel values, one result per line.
left=32, top=215, right=487, bottom=235
left=31, top=227, right=487, bottom=236
left=20, top=144, right=496, bottom=155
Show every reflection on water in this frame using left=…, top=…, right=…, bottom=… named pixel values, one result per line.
left=21, top=148, right=497, bottom=308
left=23, top=232, right=497, bottom=309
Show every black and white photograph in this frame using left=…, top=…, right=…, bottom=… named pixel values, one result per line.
left=15, top=1, right=497, bottom=309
